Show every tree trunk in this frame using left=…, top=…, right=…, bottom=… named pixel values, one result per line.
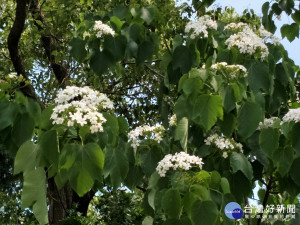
left=47, top=178, right=95, bottom=225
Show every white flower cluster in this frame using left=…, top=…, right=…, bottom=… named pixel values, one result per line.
left=211, top=62, right=247, bottom=78
left=93, top=20, right=115, bottom=38
left=259, top=27, right=280, bottom=45
left=169, top=114, right=177, bottom=127
left=257, top=117, right=280, bottom=130
left=282, top=108, right=300, bottom=123
left=51, top=86, right=114, bottom=133
left=156, top=152, right=204, bottom=177
left=185, top=15, right=217, bottom=39
left=225, top=23, right=269, bottom=60
left=224, top=22, right=249, bottom=32
left=128, top=124, right=165, bottom=150
left=8, top=72, right=17, bottom=79
left=204, top=134, right=243, bottom=158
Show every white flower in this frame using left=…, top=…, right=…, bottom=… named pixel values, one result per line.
left=282, top=108, right=300, bottom=123
left=8, top=72, right=17, bottom=79
left=225, top=24, right=269, bottom=60
left=169, top=114, right=177, bottom=127
left=128, top=124, right=165, bottom=150
left=185, top=15, right=217, bottom=39
left=156, top=152, right=204, bottom=177
left=93, top=20, right=115, bottom=38
left=204, top=133, right=243, bottom=157
left=224, top=22, right=249, bottom=32
left=259, top=27, right=280, bottom=45
left=257, top=117, right=280, bottom=130
left=83, top=31, right=90, bottom=39
left=211, top=62, right=248, bottom=78
left=51, top=86, right=113, bottom=134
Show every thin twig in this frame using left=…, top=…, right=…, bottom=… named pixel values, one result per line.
left=144, top=64, right=164, bottom=78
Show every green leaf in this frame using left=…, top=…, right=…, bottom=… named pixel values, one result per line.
left=118, top=116, right=129, bottom=136
left=21, top=168, right=48, bottom=225
left=292, top=123, right=300, bottom=154
left=172, top=46, right=193, bottom=74
left=113, top=5, right=129, bottom=19
left=27, top=98, right=41, bottom=123
left=273, top=147, right=293, bottom=177
left=126, top=40, right=138, bottom=59
left=259, top=128, right=280, bottom=158
left=182, top=77, right=203, bottom=96
left=210, top=171, right=221, bottom=190
left=275, top=63, right=290, bottom=86
left=279, top=0, right=294, bottom=15
left=173, top=34, right=183, bottom=51
left=90, top=50, right=115, bottom=75
left=12, top=113, right=35, bottom=147
left=289, top=157, right=300, bottom=187
left=148, top=189, right=156, bottom=210
left=223, top=85, right=236, bottom=113
left=292, top=10, right=300, bottom=25
left=138, top=142, right=162, bottom=176
left=220, top=177, right=230, bottom=194
left=237, top=102, right=263, bottom=139
left=124, top=165, right=144, bottom=189
left=140, top=6, right=156, bottom=24
left=195, top=171, right=211, bottom=187
left=220, top=113, right=236, bottom=137
left=70, top=38, right=87, bottom=63
left=175, top=117, right=188, bottom=151
left=231, top=171, right=252, bottom=202
left=104, top=35, right=127, bottom=61
left=103, top=113, right=119, bottom=146
left=281, top=23, right=299, bottom=42
left=183, top=192, right=197, bottom=218
left=262, top=1, right=276, bottom=33
left=14, top=141, right=38, bottom=175
left=0, top=99, right=18, bottom=130
left=69, top=143, right=104, bottom=196
left=230, top=152, right=253, bottom=180
left=190, top=184, right=210, bottom=201
left=137, top=41, right=153, bottom=65
left=110, top=16, right=123, bottom=31
left=247, top=61, right=271, bottom=92
left=162, top=188, right=182, bottom=219
left=142, top=216, right=153, bottom=225
left=37, top=130, right=59, bottom=178
left=192, top=94, right=223, bottom=131
left=39, top=106, right=54, bottom=130
left=175, top=95, right=189, bottom=119
left=191, top=200, right=218, bottom=225
left=56, top=143, right=78, bottom=189
left=103, top=140, right=129, bottom=188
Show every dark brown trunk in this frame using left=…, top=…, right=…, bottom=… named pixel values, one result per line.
left=47, top=178, right=73, bottom=225
left=47, top=178, right=95, bottom=225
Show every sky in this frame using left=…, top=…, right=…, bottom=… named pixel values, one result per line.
left=211, top=0, right=300, bottom=66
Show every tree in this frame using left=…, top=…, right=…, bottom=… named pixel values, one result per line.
left=0, top=0, right=300, bottom=225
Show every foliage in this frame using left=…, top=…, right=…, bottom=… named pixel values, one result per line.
left=1, top=0, right=300, bottom=225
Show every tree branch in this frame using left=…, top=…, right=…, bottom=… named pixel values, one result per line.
left=257, top=177, right=273, bottom=225
left=29, top=0, right=68, bottom=85
left=144, top=64, right=164, bottom=78
left=7, top=0, right=44, bottom=108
